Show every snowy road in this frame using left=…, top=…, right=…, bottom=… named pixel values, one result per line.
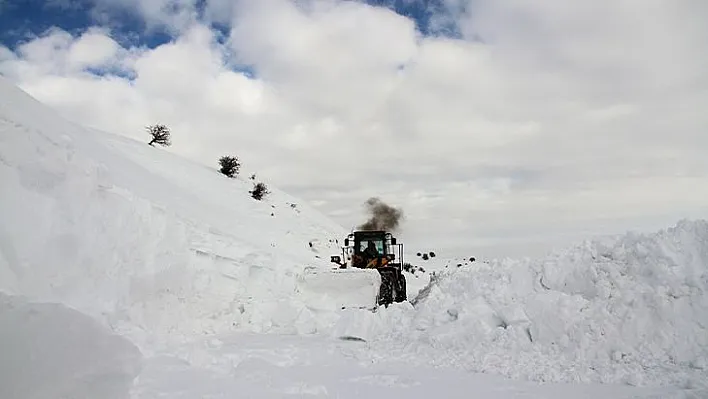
left=0, top=297, right=696, bottom=399
left=130, top=333, right=688, bottom=399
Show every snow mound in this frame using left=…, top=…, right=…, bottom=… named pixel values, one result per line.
left=0, top=293, right=142, bottom=399
left=0, top=75, right=347, bottom=351
left=372, top=220, right=708, bottom=390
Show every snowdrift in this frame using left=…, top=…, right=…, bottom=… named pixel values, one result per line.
left=368, top=219, right=708, bottom=389
left=0, top=293, right=142, bottom=399
left=0, top=75, right=348, bottom=350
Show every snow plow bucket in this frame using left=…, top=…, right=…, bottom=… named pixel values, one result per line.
left=295, top=267, right=381, bottom=311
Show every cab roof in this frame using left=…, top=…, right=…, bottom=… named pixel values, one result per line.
left=352, top=230, right=387, bottom=240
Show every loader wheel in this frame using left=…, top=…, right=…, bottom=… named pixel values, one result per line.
left=395, top=272, right=407, bottom=303
left=377, top=268, right=395, bottom=306
left=377, top=267, right=407, bottom=306
left=379, top=278, right=393, bottom=306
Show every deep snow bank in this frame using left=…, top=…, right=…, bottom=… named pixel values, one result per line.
left=0, top=76, right=347, bottom=350
left=369, top=220, right=708, bottom=389
left=0, top=293, right=142, bottom=399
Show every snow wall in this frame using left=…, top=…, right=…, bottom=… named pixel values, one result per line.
left=0, top=75, right=347, bottom=352
left=365, top=219, right=708, bottom=389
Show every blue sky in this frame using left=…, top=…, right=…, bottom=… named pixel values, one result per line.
left=1, top=0, right=172, bottom=49
left=0, top=0, right=462, bottom=82
left=0, top=0, right=460, bottom=51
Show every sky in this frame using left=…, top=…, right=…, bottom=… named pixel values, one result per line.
left=1, top=0, right=708, bottom=259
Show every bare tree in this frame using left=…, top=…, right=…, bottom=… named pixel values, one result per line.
left=147, top=124, right=171, bottom=147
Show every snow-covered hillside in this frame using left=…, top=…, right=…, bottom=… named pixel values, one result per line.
left=1, top=75, right=706, bottom=398
left=0, top=74, right=350, bottom=350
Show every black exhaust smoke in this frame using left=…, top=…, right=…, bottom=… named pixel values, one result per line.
left=358, top=197, right=404, bottom=232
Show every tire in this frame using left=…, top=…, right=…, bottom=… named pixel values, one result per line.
left=377, top=268, right=395, bottom=306
left=395, top=272, right=407, bottom=302
left=377, top=267, right=407, bottom=305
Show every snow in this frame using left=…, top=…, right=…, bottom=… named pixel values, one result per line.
left=296, top=267, right=382, bottom=311
left=1, top=74, right=706, bottom=398
left=0, top=73, right=349, bottom=351
left=0, top=293, right=142, bottom=399
left=367, top=221, right=708, bottom=390
left=130, top=332, right=684, bottom=399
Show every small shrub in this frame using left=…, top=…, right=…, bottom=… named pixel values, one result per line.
left=147, top=124, right=171, bottom=147
left=403, top=262, right=426, bottom=275
left=218, top=155, right=241, bottom=178
left=250, top=182, right=269, bottom=200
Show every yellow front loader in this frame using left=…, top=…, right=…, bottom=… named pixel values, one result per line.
left=296, top=230, right=407, bottom=311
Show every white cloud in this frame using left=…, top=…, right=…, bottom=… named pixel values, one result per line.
left=6, top=27, right=127, bottom=77
left=1, top=0, right=708, bottom=258
left=202, top=0, right=235, bottom=25
left=228, top=0, right=419, bottom=122
left=67, top=28, right=122, bottom=69
left=15, top=28, right=74, bottom=72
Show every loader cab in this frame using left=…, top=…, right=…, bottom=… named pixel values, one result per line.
left=338, top=230, right=402, bottom=268
left=348, top=231, right=389, bottom=256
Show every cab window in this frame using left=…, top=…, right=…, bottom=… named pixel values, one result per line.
left=359, top=240, right=384, bottom=254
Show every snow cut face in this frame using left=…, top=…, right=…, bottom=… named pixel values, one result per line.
left=370, top=219, right=708, bottom=389
left=0, top=75, right=347, bottom=350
